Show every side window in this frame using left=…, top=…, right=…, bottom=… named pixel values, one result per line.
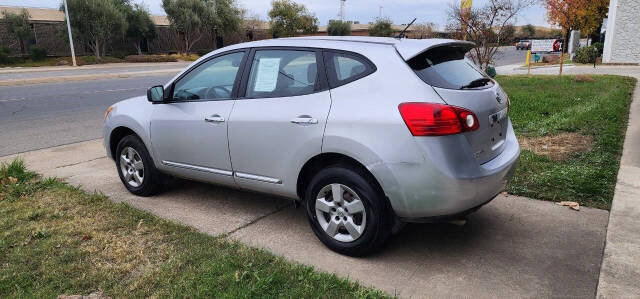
left=325, top=51, right=375, bottom=88
left=172, top=52, right=245, bottom=101
left=246, top=50, right=319, bottom=98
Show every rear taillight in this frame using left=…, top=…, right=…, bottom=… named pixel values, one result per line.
left=398, top=102, right=479, bottom=136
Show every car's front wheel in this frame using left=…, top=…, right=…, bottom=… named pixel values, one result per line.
left=305, top=165, right=393, bottom=256
left=115, top=135, right=163, bottom=196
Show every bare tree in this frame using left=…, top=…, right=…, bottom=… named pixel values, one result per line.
left=412, top=22, right=437, bottom=39
left=447, top=0, right=534, bottom=69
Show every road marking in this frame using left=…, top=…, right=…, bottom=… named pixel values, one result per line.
left=0, top=98, right=24, bottom=102
left=94, top=87, right=145, bottom=93
left=0, top=87, right=145, bottom=103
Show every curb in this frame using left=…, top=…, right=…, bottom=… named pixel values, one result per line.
left=0, top=62, right=190, bottom=74
left=596, top=78, right=640, bottom=298
left=0, top=69, right=183, bottom=86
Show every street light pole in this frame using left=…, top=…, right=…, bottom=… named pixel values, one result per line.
left=63, top=0, right=77, bottom=67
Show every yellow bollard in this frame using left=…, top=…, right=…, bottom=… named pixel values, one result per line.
left=526, top=50, right=531, bottom=76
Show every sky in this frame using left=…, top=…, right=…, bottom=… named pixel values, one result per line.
left=0, top=0, right=551, bottom=29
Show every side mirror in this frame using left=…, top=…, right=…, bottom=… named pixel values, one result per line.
left=147, top=85, right=165, bottom=103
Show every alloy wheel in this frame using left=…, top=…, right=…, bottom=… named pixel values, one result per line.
left=119, top=146, right=144, bottom=188
left=315, top=183, right=367, bottom=242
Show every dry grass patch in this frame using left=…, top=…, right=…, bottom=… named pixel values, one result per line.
left=0, top=159, right=387, bottom=298
left=518, top=133, right=594, bottom=161
left=574, top=74, right=596, bottom=83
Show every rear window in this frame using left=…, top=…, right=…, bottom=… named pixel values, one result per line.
left=407, top=46, right=490, bottom=90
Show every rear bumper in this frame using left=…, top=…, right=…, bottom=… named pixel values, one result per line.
left=371, top=120, right=520, bottom=219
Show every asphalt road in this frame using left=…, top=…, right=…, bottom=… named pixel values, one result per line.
left=0, top=62, right=188, bottom=80
left=493, top=46, right=527, bottom=66
left=0, top=75, right=173, bottom=156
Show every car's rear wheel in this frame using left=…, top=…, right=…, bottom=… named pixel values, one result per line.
left=115, top=135, right=163, bottom=196
left=305, top=165, right=393, bottom=256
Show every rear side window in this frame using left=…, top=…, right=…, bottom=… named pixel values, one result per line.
left=245, top=50, right=319, bottom=98
left=325, top=51, right=375, bottom=88
left=408, top=46, right=490, bottom=90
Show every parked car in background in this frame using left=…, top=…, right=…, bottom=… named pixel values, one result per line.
left=516, top=40, right=531, bottom=50
left=103, top=36, right=520, bottom=256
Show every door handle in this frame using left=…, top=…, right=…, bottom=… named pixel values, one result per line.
left=204, top=114, right=225, bottom=123
left=290, top=116, right=318, bottom=125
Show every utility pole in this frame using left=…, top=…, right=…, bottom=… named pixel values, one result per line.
left=63, top=0, right=77, bottom=67
left=379, top=6, right=383, bottom=19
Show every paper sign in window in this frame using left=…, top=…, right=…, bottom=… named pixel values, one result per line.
left=253, top=58, right=281, bottom=92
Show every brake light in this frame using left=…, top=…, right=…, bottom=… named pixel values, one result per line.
left=398, top=102, right=479, bottom=136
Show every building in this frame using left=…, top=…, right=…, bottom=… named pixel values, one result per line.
left=602, top=0, right=640, bottom=64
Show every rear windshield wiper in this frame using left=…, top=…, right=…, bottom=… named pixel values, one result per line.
left=460, top=78, right=492, bottom=89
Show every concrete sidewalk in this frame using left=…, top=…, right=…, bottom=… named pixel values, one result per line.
left=0, top=62, right=189, bottom=86
left=496, top=64, right=640, bottom=297
left=0, top=140, right=609, bottom=297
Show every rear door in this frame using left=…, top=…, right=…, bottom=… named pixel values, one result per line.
left=407, top=45, right=509, bottom=163
left=227, top=48, right=331, bottom=198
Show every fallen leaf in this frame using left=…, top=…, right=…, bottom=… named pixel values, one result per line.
left=81, top=235, right=92, bottom=241
left=8, top=177, right=17, bottom=184
left=556, top=201, right=580, bottom=211
left=1, top=178, right=7, bottom=186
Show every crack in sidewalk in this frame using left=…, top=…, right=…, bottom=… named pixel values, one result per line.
left=55, top=156, right=106, bottom=169
left=225, top=201, right=296, bottom=237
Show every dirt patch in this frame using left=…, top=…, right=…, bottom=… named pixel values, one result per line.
left=518, top=133, right=594, bottom=161
left=574, top=74, right=596, bottom=83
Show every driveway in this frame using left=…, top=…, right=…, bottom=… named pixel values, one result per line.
left=0, top=140, right=609, bottom=298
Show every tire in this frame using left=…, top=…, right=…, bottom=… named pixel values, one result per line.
left=115, top=135, right=163, bottom=196
left=305, top=165, right=393, bottom=256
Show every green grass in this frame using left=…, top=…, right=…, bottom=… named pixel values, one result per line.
left=0, top=159, right=388, bottom=298
left=0, top=56, right=124, bottom=68
left=497, top=75, right=637, bottom=209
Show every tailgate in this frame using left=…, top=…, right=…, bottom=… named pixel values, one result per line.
left=434, top=85, right=509, bottom=163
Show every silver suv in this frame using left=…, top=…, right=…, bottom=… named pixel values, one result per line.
left=104, top=36, right=520, bottom=256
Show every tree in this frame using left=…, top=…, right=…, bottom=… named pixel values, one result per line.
left=447, top=0, right=534, bottom=69
left=163, top=0, right=241, bottom=54
left=61, top=0, right=127, bottom=58
left=543, top=0, right=584, bottom=74
left=503, top=24, right=516, bottom=44
left=522, top=24, right=536, bottom=37
left=575, top=0, right=609, bottom=42
left=328, top=20, right=351, bottom=36
left=412, top=22, right=437, bottom=39
left=369, top=18, right=394, bottom=37
left=124, top=4, right=157, bottom=55
left=1, top=9, right=34, bottom=56
left=268, top=0, right=318, bottom=37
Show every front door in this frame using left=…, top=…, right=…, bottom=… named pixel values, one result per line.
left=150, top=51, right=246, bottom=185
left=228, top=49, right=331, bottom=198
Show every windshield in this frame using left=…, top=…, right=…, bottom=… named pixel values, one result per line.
left=407, top=46, right=491, bottom=90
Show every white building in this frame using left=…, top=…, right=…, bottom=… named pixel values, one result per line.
left=603, top=0, right=640, bottom=63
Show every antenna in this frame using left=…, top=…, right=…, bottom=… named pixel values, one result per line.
left=396, top=18, right=417, bottom=39
left=340, top=0, right=346, bottom=21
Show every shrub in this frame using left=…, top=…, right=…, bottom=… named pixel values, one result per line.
left=196, top=48, right=214, bottom=56
left=169, top=53, right=200, bottom=61
left=111, top=50, right=129, bottom=60
left=369, top=18, right=394, bottom=37
left=592, top=42, right=604, bottom=55
left=573, top=45, right=597, bottom=64
left=328, top=20, right=351, bottom=36
left=28, top=47, right=47, bottom=61
left=125, top=55, right=178, bottom=63
left=0, top=46, right=12, bottom=64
